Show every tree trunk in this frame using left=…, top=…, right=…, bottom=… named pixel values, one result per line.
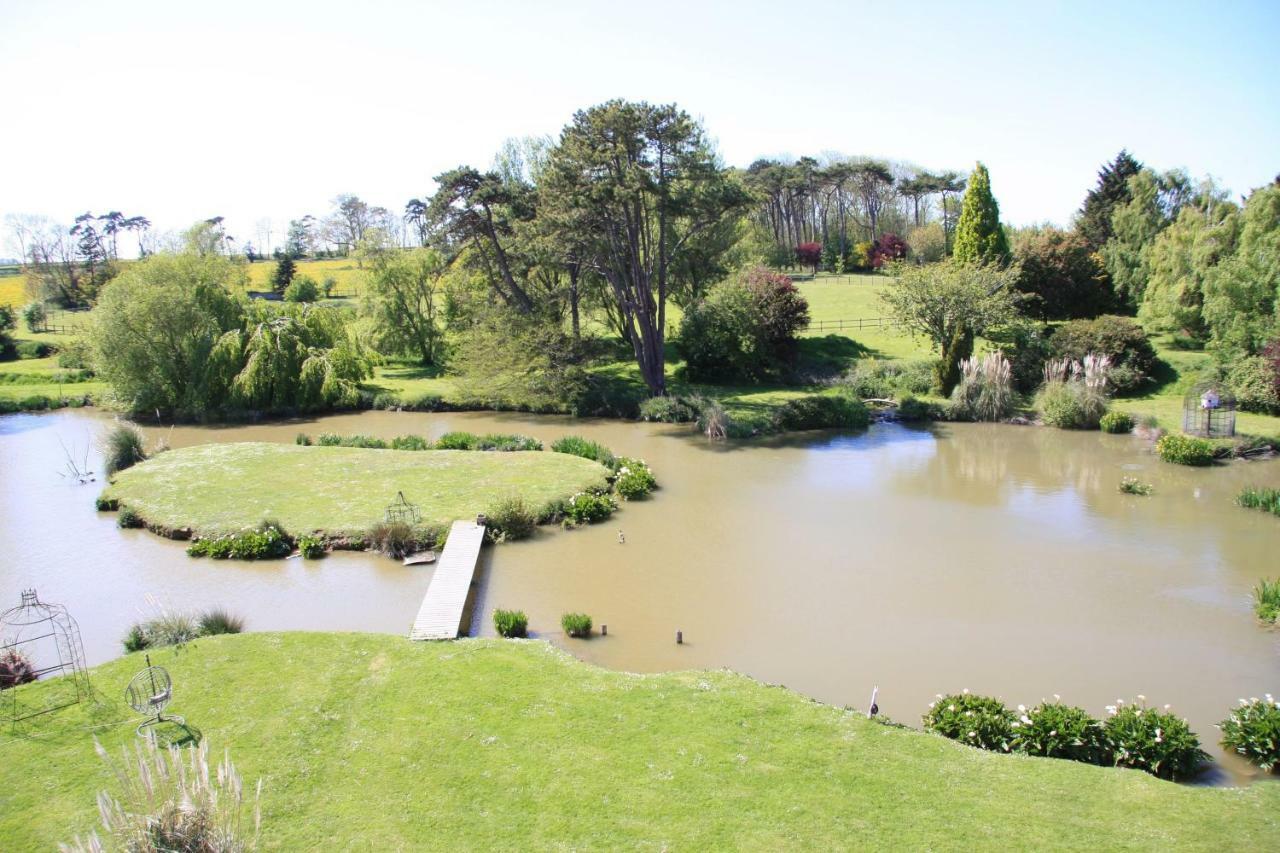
left=936, top=325, right=974, bottom=397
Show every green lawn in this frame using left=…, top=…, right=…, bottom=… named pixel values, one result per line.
left=104, top=442, right=611, bottom=536
left=1, top=634, right=1275, bottom=849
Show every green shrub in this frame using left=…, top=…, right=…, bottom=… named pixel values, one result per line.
left=56, top=338, right=92, bottom=369
left=187, top=521, right=292, bottom=560
left=563, top=491, right=616, bottom=526
left=295, top=432, right=312, bottom=445
left=322, top=275, right=337, bottom=297
left=695, top=399, right=743, bottom=440
left=1226, top=356, right=1280, bottom=415
left=948, top=353, right=1015, bottom=422
left=551, top=435, right=616, bottom=467
left=896, top=396, right=941, bottom=422
left=639, top=395, right=701, bottom=423
left=1099, top=411, right=1134, bottom=434
left=1237, top=486, right=1280, bottom=518
left=613, top=458, right=657, bottom=500
left=1156, top=434, right=1215, bottom=466
left=1219, top=695, right=1280, bottom=772
left=297, top=534, right=326, bottom=559
left=0, top=649, right=37, bottom=689
left=283, top=275, right=319, bottom=303
left=15, top=340, right=52, bottom=359
left=493, top=609, right=529, bottom=638
left=486, top=495, right=537, bottom=542
left=1102, top=700, right=1208, bottom=781
left=317, top=433, right=388, bottom=449
left=95, top=494, right=119, bottom=511
left=773, top=395, right=870, bottom=431
left=197, top=608, right=245, bottom=636
left=561, top=612, right=592, bottom=638
left=103, top=423, right=147, bottom=476
left=22, top=301, right=47, bottom=333
left=117, top=506, right=144, bottom=529
left=845, top=359, right=935, bottom=399
left=122, top=624, right=150, bottom=653
left=1253, top=578, right=1280, bottom=623
left=1168, top=330, right=1204, bottom=351
left=1011, top=701, right=1110, bottom=765
left=680, top=266, right=809, bottom=382
left=1048, top=316, right=1156, bottom=394
left=435, top=431, right=478, bottom=450
left=1119, top=477, right=1153, bottom=496
left=922, top=691, right=1016, bottom=752
left=390, top=434, right=432, bottom=451
left=476, top=433, right=542, bottom=451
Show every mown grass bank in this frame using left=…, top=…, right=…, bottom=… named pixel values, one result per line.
left=1, top=633, right=1276, bottom=849
left=103, top=442, right=610, bottom=536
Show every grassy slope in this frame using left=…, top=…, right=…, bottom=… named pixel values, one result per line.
left=1, top=634, right=1275, bottom=850
left=244, top=258, right=367, bottom=297
left=104, top=443, right=610, bottom=535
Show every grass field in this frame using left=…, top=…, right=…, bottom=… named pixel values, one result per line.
left=244, top=257, right=367, bottom=297
left=1, top=633, right=1275, bottom=849
left=104, top=442, right=611, bottom=535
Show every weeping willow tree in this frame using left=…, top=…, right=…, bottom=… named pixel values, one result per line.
left=91, top=245, right=371, bottom=417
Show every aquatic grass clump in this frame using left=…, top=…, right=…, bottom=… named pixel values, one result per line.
left=1102, top=699, right=1208, bottom=781
left=475, top=434, right=543, bottom=452
left=493, top=609, right=529, bottom=638
left=1237, top=486, right=1280, bottom=517
left=923, top=691, right=1015, bottom=752
left=1155, top=434, right=1215, bottom=466
left=948, top=353, right=1015, bottom=422
left=317, top=433, right=388, bottom=449
left=1119, top=477, right=1153, bottom=496
left=485, top=495, right=537, bottom=542
left=434, top=431, right=478, bottom=450
left=1219, top=695, right=1280, bottom=772
left=550, top=435, right=616, bottom=467
left=1253, top=578, right=1280, bottom=623
left=563, top=491, right=616, bottom=526
left=61, top=738, right=261, bottom=853
left=198, top=608, right=246, bottom=636
left=1099, top=411, right=1134, bottom=434
left=102, top=423, right=147, bottom=476
left=187, top=520, right=292, bottom=560
left=390, top=434, right=432, bottom=451
left=613, top=458, right=657, bottom=500
left=561, top=612, right=592, bottom=638
left=0, top=648, right=37, bottom=690
left=1011, top=700, right=1110, bottom=766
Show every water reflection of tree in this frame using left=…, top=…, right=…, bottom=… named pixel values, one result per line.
left=889, top=424, right=1115, bottom=507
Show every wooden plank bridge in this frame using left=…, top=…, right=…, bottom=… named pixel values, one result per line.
left=409, top=520, right=486, bottom=640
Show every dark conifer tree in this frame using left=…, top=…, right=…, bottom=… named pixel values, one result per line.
left=1077, top=150, right=1142, bottom=250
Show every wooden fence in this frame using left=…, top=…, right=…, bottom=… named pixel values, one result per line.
left=806, top=316, right=903, bottom=333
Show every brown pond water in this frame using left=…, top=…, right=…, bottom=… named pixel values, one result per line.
left=2, top=408, right=1278, bottom=783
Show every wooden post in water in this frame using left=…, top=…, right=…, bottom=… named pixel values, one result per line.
left=602, top=624, right=607, bottom=636
left=676, top=630, right=683, bottom=645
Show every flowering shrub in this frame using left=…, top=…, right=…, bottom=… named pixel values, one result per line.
left=922, top=691, right=1015, bottom=752
left=1102, top=699, right=1208, bottom=780
left=1011, top=700, right=1109, bottom=765
left=1099, top=411, right=1134, bottom=434
left=187, top=521, right=292, bottom=560
left=1155, top=434, right=1215, bottom=466
left=297, top=534, right=326, bottom=559
left=0, top=649, right=37, bottom=689
left=1219, top=695, right=1280, bottom=772
left=613, top=458, right=657, bottom=500
left=563, top=491, right=616, bottom=526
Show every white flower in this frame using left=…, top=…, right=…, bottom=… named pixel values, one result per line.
left=967, top=731, right=976, bottom=738
left=1137, top=694, right=1145, bottom=703
left=1020, top=716, right=1032, bottom=725
left=1154, top=728, right=1162, bottom=743
left=1163, top=704, right=1171, bottom=711
left=962, top=688, right=970, bottom=695
left=947, top=705, right=956, bottom=712
left=1017, top=704, right=1026, bottom=713
left=1053, top=694, right=1061, bottom=701
left=1105, top=705, right=1117, bottom=716
left=1049, top=730, right=1057, bottom=737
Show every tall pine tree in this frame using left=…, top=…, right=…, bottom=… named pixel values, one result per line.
left=952, top=162, right=1009, bottom=265
left=1077, top=150, right=1142, bottom=250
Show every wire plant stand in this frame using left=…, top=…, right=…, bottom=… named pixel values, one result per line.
left=385, top=491, right=421, bottom=525
left=1, top=589, right=91, bottom=725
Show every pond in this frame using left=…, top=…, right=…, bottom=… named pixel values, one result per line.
left=2, top=408, right=1278, bottom=783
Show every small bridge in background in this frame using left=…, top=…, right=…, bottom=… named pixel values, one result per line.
left=409, top=520, right=486, bottom=641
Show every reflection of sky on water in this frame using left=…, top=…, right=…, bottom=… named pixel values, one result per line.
left=797, top=423, right=938, bottom=490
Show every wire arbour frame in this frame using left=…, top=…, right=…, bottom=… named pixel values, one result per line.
left=385, top=491, right=421, bottom=524
left=1, top=589, right=91, bottom=724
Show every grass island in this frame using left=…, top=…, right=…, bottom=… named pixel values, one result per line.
left=103, top=442, right=611, bottom=537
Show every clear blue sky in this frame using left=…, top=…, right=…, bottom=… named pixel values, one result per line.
left=1, top=0, right=1276, bottom=250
